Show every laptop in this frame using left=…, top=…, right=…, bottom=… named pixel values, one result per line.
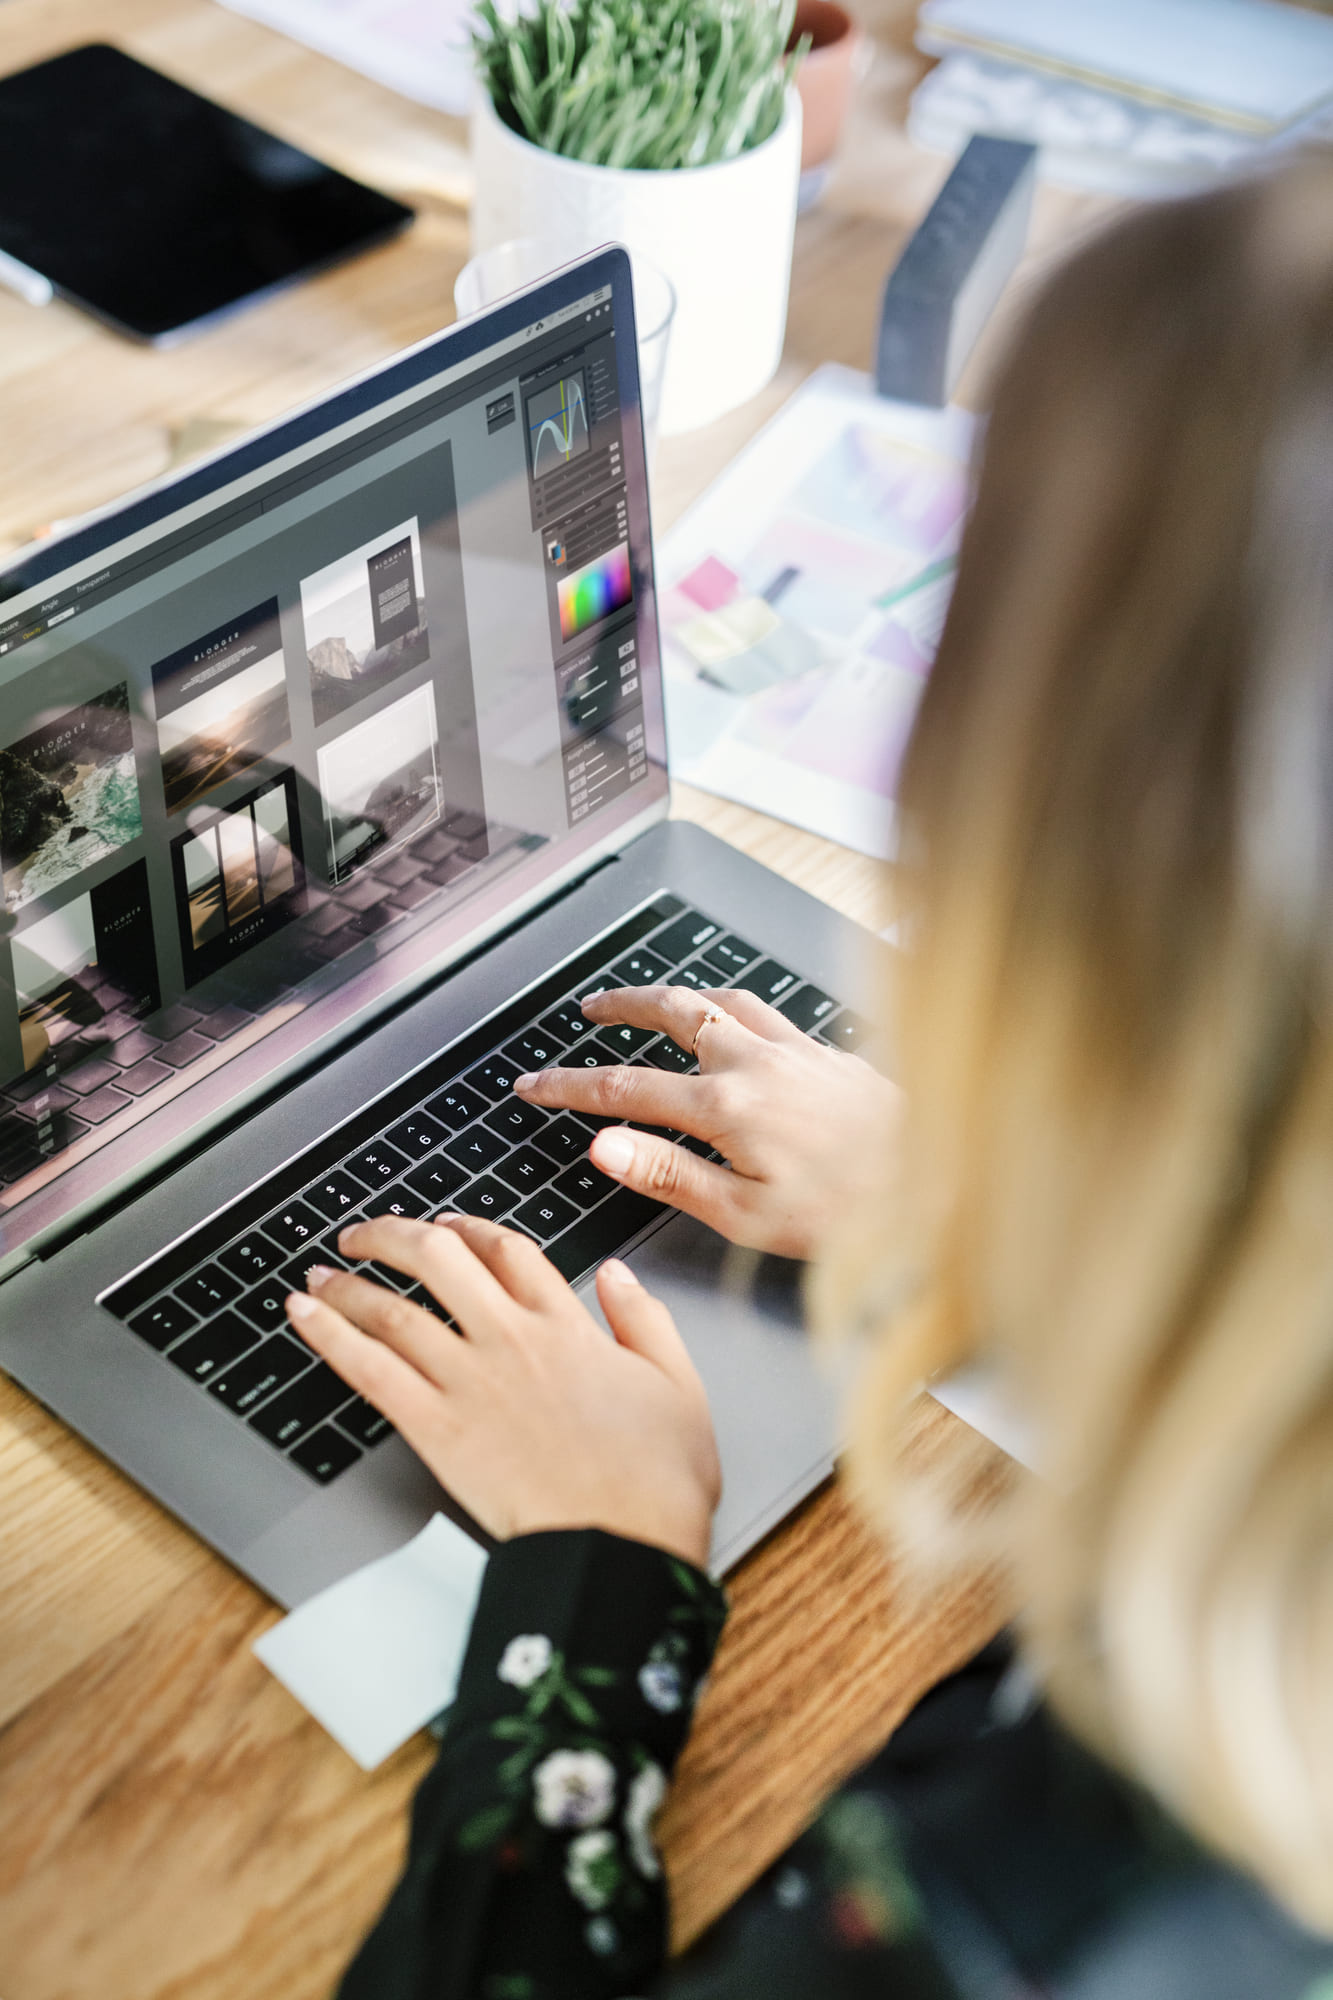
left=0, top=246, right=882, bottom=1602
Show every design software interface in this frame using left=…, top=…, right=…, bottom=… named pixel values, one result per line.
left=0, top=281, right=653, bottom=1214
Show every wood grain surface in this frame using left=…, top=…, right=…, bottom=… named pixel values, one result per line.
left=0, top=2, right=1097, bottom=1991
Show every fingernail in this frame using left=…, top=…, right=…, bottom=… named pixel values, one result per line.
left=600, top=1257, right=641, bottom=1288
left=336, top=1226, right=359, bottom=1256
left=513, top=1072, right=538, bottom=1093
left=593, top=1128, right=635, bottom=1177
left=286, top=1291, right=318, bottom=1321
left=305, top=1264, right=337, bottom=1291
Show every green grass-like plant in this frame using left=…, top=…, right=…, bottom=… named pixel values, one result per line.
left=472, top=0, right=805, bottom=170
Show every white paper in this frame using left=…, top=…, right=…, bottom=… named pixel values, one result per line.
left=216, top=0, right=475, bottom=117
left=917, top=0, right=1333, bottom=135
left=254, top=1513, right=489, bottom=1769
left=661, top=365, right=976, bottom=861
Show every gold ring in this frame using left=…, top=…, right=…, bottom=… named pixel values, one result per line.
left=690, top=1002, right=725, bottom=1056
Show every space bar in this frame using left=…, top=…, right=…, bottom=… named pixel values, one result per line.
left=546, top=1189, right=667, bottom=1283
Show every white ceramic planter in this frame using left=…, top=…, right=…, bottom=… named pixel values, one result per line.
left=470, top=87, right=802, bottom=435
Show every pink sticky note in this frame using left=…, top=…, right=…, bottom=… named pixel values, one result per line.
left=678, top=555, right=740, bottom=613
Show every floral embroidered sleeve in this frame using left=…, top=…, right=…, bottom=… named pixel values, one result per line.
left=337, top=1526, right=727, bottom=2000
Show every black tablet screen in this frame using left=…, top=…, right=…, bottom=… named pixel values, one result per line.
left=0, top=43, right=413, bottom=341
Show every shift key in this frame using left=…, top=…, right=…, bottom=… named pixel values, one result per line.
left=249, top=1361, right=355, bottom=1448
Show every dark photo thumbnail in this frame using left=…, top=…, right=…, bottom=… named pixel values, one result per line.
left=8, top=860, right=160, bottom=1075
left=152, top=600, right=289, bottom=815
left=300, top=518, right=430, bottom=727
left=317, top=682, right=442, bottom=885
left=171, top=769, right=304, bottom=987
left=0, top=683, right=143, bottom=915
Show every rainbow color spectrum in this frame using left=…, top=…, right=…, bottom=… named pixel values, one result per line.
left=557, top=542, right=633, bottom=643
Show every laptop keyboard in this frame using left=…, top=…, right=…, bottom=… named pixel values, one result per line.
left=101, top=894, right=868, bottom=1487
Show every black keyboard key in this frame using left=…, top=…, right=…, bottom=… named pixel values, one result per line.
left=539, top=1002, right=592, bottom=1043
left=546, top=1188, right=665, bottom=1282
left=532, top=1114, right=592, bottom=1165
left=552, top=1159, right=617, bottom=1209
left=450, top=1175, right=518, bottom=1220
left=305, top=1170, right=366, bottom=1221
left=166, top=1310, right=256, bottom=1382
left=218, top=1234, right=281, bottom=1285
left=463, top=1055, right=521, bottom=1102
left=562, top=1042, right=622, bottom=1070
left=503, top=1027, right=567, bottom=1068
left=668, top=962, right=712, bottom=990
left=821, top=1009, right=870, bottom=1052
left=510, top=1189, right=580, bottom=1239
left=345, top=1140, right=410, bottom=1189
left=423, top=1083, right=487, bottom=1131
left=445, top=1124, right=509, bottom=1173
left=208, top=1334, right=311, bottom=1414
left=236, top=1280, right=294, bottom=1333
left=262, top=1202, right=324, bottom=1256
left=731, top=957, right=799, bottom=1005
left=363, top=1183, right=430, bottom=1221
left=384, top=1112, right=449, bottom=1158
left=701, top=934, right=758, bottom=976
left=483, top=1097, right=548, bottom=1143
left=290, top=1425, right=363, bottom=1485
left=175, top=1264, right=243, bottom=1316
left=778, top=984, right=837, bottom=1032
left=128, top=1294, right=199, bottom=1351
left=576, top=973, right=617, bottom=1005
left=610, top=948, right=670, bottom=987
left=650, top=911, right=722, bottom=963
left=642, top=1037, right=694, bottom=1073
left=276, top=1254, right=330, bottom=1296
left=336, top=1397, right=393, bottom=1446
left=493, top=1145, right=556, bottom=1196
left=250, top=1362, right=353, bottom=1446
left=595, top=1023, right=655, bottom=1058
left=404, top=1155, right=470, bottom=1206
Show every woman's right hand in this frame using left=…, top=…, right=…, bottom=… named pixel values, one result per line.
left=513, top=985, right=901, bottom=1262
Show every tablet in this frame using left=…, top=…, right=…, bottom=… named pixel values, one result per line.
left=0, top=43, right=414, bottom=343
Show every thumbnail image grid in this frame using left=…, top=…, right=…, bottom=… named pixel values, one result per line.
left=300, top=518, right=430, bottom=727
left=317, top=682, right=443, bottom=884
left=152, top=600, right=289, bottom=815
left=0, top=683, right=142, bottom=914
left=172, top=771, right=303, bottom=986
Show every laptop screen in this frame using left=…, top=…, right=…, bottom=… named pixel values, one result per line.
left=0, top=248, right=667, bottom=1258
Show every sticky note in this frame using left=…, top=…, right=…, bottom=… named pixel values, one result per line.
left=254, top=1513, right=490, bottom=1769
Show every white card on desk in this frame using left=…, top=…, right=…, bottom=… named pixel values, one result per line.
left=918, top=0, right=1333, bottom=135
left=254, top=1513, right=489, bottom=1770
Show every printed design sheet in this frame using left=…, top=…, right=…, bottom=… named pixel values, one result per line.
left=660, top=365, right=977, bottom=860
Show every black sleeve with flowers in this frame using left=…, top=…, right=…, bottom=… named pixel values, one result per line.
left=337, top=1527, right=727, bottom=2000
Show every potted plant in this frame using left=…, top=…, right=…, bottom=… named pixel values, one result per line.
left=470, top=0, right=806, bottom=434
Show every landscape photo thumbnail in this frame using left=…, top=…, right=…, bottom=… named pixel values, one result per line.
left=152, top=601, right=289, bottom=815
left=301, top=519, right=431, bottom=727
left=0, top=683, right=143, bottom=915
left=317, top=682, right=443, bottom=884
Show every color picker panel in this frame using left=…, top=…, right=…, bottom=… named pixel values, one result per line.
left=558, top=543, right=633, bottom=643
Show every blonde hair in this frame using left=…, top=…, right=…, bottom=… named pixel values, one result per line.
left=818, top=157, right=1333, bottom=1930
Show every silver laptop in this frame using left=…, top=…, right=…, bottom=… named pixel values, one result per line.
left=0, top=247, right=879, bottom=1602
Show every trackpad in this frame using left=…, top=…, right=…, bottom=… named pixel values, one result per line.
left=577, top=1213, right=843, bottom=1573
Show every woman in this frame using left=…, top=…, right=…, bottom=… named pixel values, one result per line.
left=284, top=158, right=1333, bottom=1996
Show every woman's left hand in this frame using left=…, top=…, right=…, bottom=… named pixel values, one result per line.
left=285, top=1214, right=721, bottom=1568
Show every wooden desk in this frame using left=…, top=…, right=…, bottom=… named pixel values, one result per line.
left=0, top=5, right=1095, bottom=1991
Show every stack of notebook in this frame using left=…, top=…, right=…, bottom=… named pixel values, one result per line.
left=910, top=0, right=1333, bottom=195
